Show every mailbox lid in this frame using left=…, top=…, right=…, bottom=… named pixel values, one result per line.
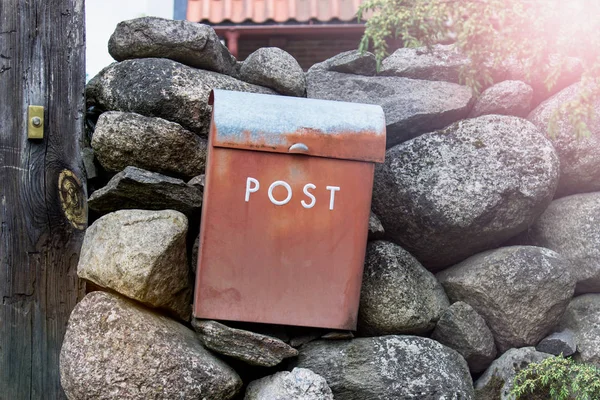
left=209, top=89, right=386, bottom=163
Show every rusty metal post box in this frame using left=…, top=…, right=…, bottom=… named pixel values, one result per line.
left=193, top=89, right=386, bottom=330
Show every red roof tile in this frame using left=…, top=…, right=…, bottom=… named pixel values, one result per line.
left=186, top=0, right=366, bottom=24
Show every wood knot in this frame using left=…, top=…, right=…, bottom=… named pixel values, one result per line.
left=58, top=169, right=86, bottom=230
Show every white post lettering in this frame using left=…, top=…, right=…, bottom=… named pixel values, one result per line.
left=245, top=177, right=260, bottom=202
left=326, top=186, right=340, bottom=210
left=268, top=181, right=292, bottom=206
left=301, top=183, right=316, bottom=209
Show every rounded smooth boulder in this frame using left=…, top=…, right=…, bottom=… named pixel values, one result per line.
left=86, top=58, right=274, bottom=137
left=469, top=80, right=533, bottom=118
left=239, top=47, right=306, bottom=97
left=373, top=115, right=559, bottom=271
left=108, top=17, right=237, bottom=75
left=437, top=246, right=575, bottom=353
left=244, top=368, right=333, bottom=400
left=431, top=301, right=497, bottom=373
left=516, top=192, right=600, bottom=293
left=294, top=335, right=474, bottom=400
left=358, top=241, right=449, bottom=335
left=60, top=292, right=242, bottom=400
left=528, top=81, right=600, bottom=197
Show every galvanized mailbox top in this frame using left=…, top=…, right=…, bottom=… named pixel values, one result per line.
left=209, top=89, right=386, bottom=163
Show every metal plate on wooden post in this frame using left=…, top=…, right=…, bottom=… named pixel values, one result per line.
left=27, top=105, right=44, bottom=139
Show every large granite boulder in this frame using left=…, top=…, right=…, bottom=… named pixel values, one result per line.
left=437, top=246, right=575, bottom=353
left=527, top=82, right=600, bottom=197
left=86, top=58, right=275, bottom=136
left=191, top=319, right=298, bottom=367
left=306, top=69, right=473, bottom=147
left=60, top=291, right=242, bottom=400
left=358, top=241, right=449, bottom=335
left=77, top=209, right=191, bottom=320
left=244, top=368, right=333, bottom=400
left=373, top=115, right=559, bottom=270
left=558, top=294, right=600, bottom=365
left=469, top=80, right=533, bottom=118
left=515, top=192, right=600, bottom=293
left=431, top=301, right=497, bottom=373
left=108, top=17, right=237, bottom=76
left=474, top=347, right=552, bottom=400
left=379, top=44, right=469, bottom=83
left=88, top=167, right=203, bottom=216
left=309, top=50, right=377, bottom=76
left=91, top=111, right=207, bottom=179
left=239, top=47, right=306, bottom=96
left=294, top=336, right=474, bottom=399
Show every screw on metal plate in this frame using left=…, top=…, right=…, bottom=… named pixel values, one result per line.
left=288, top=143, right=309, bottom=153
left=28, top=105, right=44, bottom=139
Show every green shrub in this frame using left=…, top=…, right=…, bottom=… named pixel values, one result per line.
left=357, top=0, right=600, bottom=137
left=511, top=355, right=600, bottom=400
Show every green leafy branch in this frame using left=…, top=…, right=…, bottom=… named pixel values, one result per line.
left=511, top=355, right=600, bottom=400
left=358, top=0, right=600, bottom=138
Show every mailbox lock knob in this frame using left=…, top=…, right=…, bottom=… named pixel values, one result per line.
left=288, top=143, right=309, bottom=153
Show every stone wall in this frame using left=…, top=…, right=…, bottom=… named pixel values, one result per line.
left=61, top=16, right=600, bottom=400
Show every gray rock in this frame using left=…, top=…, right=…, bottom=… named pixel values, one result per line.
left=373, top=115, right=559, bottom=270
left=294, top=335, right=474, bottom=400
left=559, top=294, right=600, bottom=365
left=310, top=50, right=377, bottom=76
left=91, top=111, right=207, bottom=179
left=191, top=320, right=298, bottom=367
left=358, top=241, right=449, bottom=335
left=82, top=147, right=98, bottom=180
left=306, top=69, right=474, bottom=147
left=239, top=47, right=306, bottom=97
left=108, top=17, right=237, bottom=76
left=536, top=330, right=576, bottom=357
left=515, top=192, right=600, bottom=294
left=474, top=347, right=552, bottom=400
left=88, top=167, right=203, bottom=216
left=188, top=174, right=205, bottom=188
left=379, top=44, right=470, bottom=83
left=528, top=82, right=600, bottom=197
left=469, top=80, right=533, bottom=118
left=86, top=58, right=275, bottom=136
left=367, top=211, right=385, bottom=240
left=244, top=368, right=333, bottom=400
left=77, top=209, right=191, bottom=320
left=431, top=301, right=497, bottom=374
left=437, top=246, right=575, bottom=353
left=60, top=292, right=241, bottom=400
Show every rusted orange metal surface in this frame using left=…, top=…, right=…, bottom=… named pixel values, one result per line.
left=194, top=90, right=385, bottom=330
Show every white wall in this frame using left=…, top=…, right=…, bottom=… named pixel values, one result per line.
left=85, top=0, right=174, bottom=81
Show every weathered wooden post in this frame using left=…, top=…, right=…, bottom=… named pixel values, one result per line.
left=0, top=0, right=86, bottom=398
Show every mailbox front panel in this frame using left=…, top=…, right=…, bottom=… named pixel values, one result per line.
left=194, top=146, right=373, bottom=330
